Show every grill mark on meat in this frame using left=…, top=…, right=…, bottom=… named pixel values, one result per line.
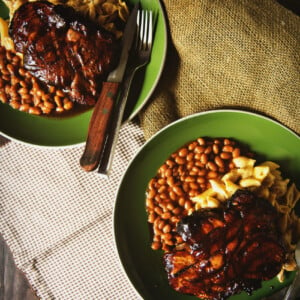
left=9, top=1, right=119, bottom=105
left=164, top=190, right=286, bottom=300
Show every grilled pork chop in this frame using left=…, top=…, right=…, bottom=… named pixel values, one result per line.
left=9, top=1, right=119, bottom=105
left=164, top=190, right=286, bottom=300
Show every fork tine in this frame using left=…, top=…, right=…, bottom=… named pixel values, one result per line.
left=137, top=9, right=154, bottom=51
left=147, top=11, right=153, bottom=49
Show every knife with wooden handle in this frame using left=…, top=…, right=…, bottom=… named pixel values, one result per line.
left=80, top=3, right=139, bottom=171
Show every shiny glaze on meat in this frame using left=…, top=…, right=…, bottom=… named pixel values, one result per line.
left=164, top=190, right=286, bottom=300
left=9, top=1, right=119, bottom=105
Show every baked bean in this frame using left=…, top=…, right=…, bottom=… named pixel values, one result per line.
left=159, top=164, right=168, bottom=174
left=161, top=211, right=172, bottom=219
left=184, top=200, right=193, bottom=210
left=185, top=176, right=195, bottom=183
left=173, top=186, right=184, bottom=196
left=172, top=207, right=182, bottom=215
left=178, top=147, right=188, bottom=157
left=169, top=191, right=177, bottom=201
left=165, top=168, right=172, bottom=178
left=166, top=202, right=175, bottom=211
left=198, top=169, right=207, bottom=176
left=194, top=145, right=205, bottom=153
left=1, top=67, right=9, bottom=75
left=197, top=176, right=206, bottom=184
left=18, top=67, right=26, bottom=76
left=207, top=161, right=218, bottom=172
left=153, top=226, right=162, bottom=236
left=207, top=171, right=218, bottom=179
left=164, top=238, right=174, bottom=246
left=29, top=107, right=41, bottom=115
left=0, top=92, right=7, bottom=103
left=154, top=207, right=163, bottom=215
left=147, top=189, right=156, bottom=199
left=175, top=156, right=185, bottom=165
left=229, top=162, right=236, bottom=169
left=146, top=198, right=155, bottom=209
left=158, top=220, right=165, bottom=230
left=12, top=55, right=20, bottom=65
left=148, top=212, right=156, bottom=223
left=197, top=137, right=206, bottom=145
left=166, top=159, right=175, bottom=168
left=220, top=152, right=232, bottom=160
left=18, top=87, right=28, bottom=95
left=56, top=106, right=64, bottom=113
left=56, top=89, right=65, bottom=97
left=188, top=141, right=198, bottom=151
left=189, top=182, right=199, bottom=190
left=200, top=153, right=208, bottom=164
left=163, top=224, right=171, bottom=233
left=215, top=156, right=225, bottom=168
left=158, top=185, right=167, bottom=194
left=232, top=147, right=241, bottom=158
left=44, top=101, right=55, bottom=109
left=223, top=145, right=234, bottom=152
left=6, top=51, right=14, bottom=60
left=64, top=100, right=74, bottom=110
left=204, top=145, right=212, bottom=154
left=224, top=138, right=232, bottom=145
left=9, top=100, right=20, bottom=109
left=178, top=197, right=185, bottom=207
left=151, top=241, right=161, bottom=250
left=54, top=95, right=63, bottom=107
left=2, top=74, right=10, bottom=81
left=40, top=105, right=52, bottom=114
left=19, top=103, right=30, bottom=112
left=182, top=182, right=190, bottom=192
left=0, top=46, right=74, bottom=115
left=213, top=143, right=220, bottom=154
left=194, top=153, right=202, bottom=161
left=186, top=161, right=194, bottom=170
left=189, top=190, right=199, bottom=198
left=186, top=153, right=194, bottom=161
left=167, top=176, right=175, bottom=187
left=195, top=160, right=203, bottom=167
left=160, top=193, right=168, bottom=200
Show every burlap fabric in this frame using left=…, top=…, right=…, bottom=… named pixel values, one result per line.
left=140, top=0, right=300, bottom=140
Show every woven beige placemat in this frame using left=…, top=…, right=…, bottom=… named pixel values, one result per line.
left=139, top=0, right=300, bottom=140
left=0, top=121, right=144, bottom=299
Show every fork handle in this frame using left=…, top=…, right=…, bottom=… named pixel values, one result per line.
left=80, top=81, right=119, bottom=172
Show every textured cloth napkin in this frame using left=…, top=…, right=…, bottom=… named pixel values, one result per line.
left=0, top=0, right=299, bottom=299
left=139, top=0, right=300, bottom=140
left=0, top=121, right=144, bottom=299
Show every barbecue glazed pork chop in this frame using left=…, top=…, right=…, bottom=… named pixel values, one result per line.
left=164, top=190, right=286, bottom=300
left=9, top=1, right=119, bottom=105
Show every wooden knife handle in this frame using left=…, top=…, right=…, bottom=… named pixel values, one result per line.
left=80, top=81, right=119, bottom=171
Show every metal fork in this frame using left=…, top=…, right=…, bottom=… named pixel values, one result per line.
left=97, top=8, right=155, bottom=176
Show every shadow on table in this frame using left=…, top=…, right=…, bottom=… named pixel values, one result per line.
left=0, top=135, right=10, bottom=147
left=0, top=236, right=39, bottom=300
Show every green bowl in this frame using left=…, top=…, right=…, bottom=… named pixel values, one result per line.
left=114, top=109, right=300, bottom=300
left=0, top=0, right=167, bottom=147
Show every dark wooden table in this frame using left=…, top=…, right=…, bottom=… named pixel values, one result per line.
left=0, top=236, right=39, bottom=300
